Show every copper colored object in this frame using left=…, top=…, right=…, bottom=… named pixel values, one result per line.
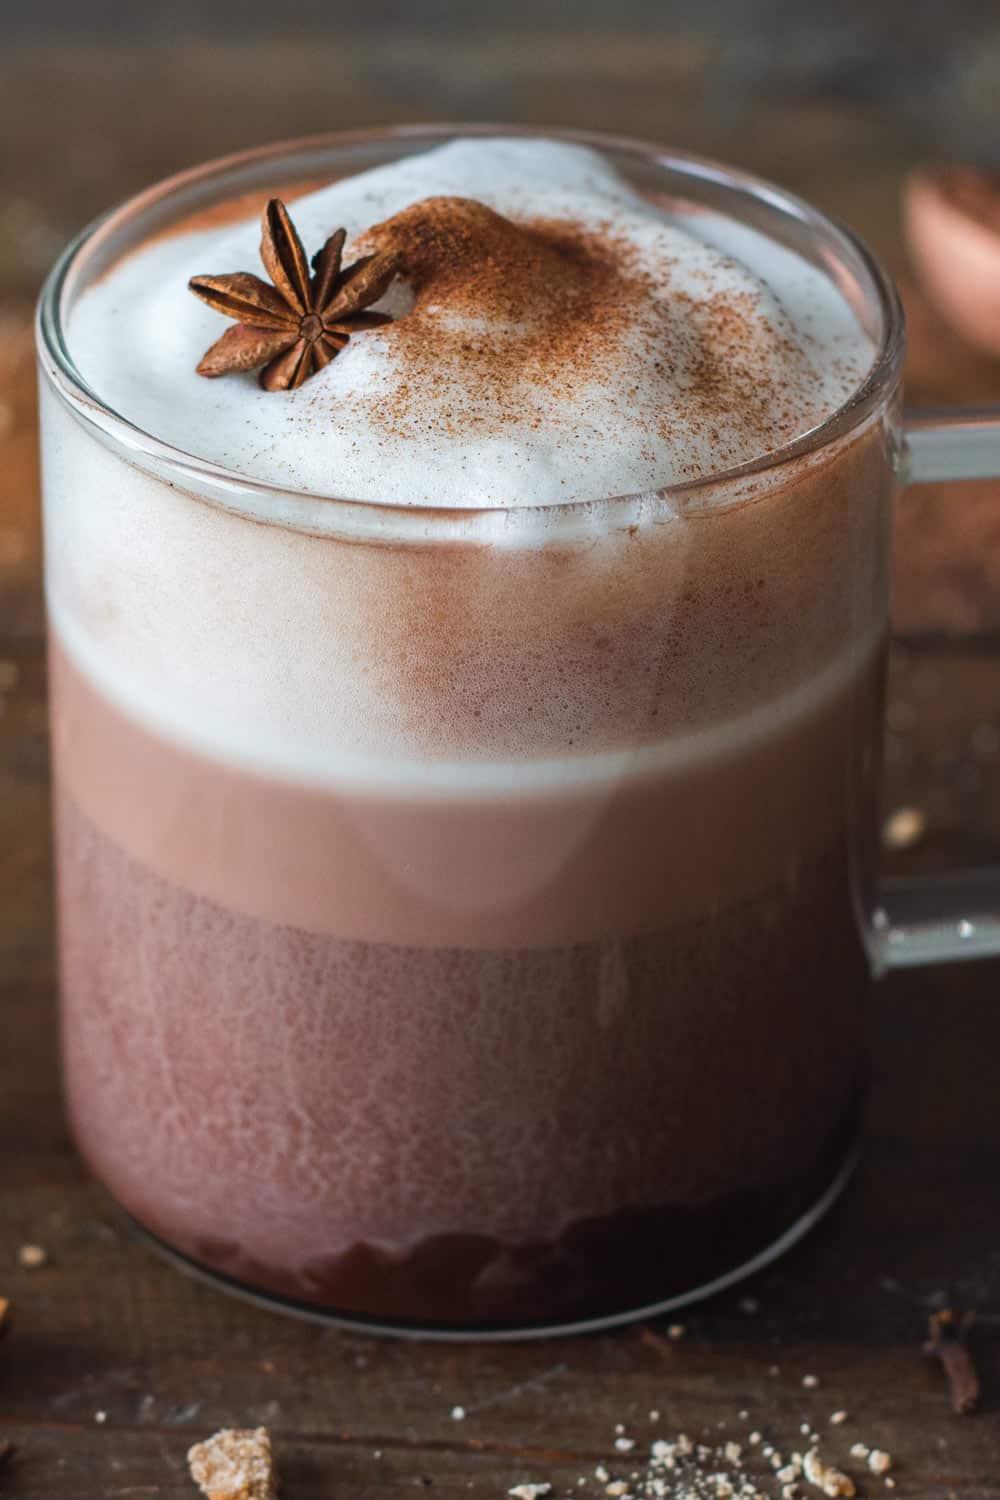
left=904, top=165, right=1000, bottom=358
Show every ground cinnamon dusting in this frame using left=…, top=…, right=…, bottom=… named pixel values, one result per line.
left=356, top=195, right=653, bottom=441
left=349, top=193, right=816, bottom=474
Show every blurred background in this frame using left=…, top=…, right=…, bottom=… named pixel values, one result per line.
left=2, top=0, right=1000, bottom=297
left=1, top=0, right=999, bottom=886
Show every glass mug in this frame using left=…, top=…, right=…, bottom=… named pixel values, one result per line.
left=36, top=126, right=1000, bottom=1338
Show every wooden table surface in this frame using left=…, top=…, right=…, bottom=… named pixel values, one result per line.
left=2, top=16, right=1000, bottom=1498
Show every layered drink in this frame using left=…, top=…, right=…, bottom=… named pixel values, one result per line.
left=41, top=135, right=890, bottom=1330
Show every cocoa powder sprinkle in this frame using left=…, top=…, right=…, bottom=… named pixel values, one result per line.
left=346, top=192, right=827, bottom=474
left=354, top=196, right=652, bottom=442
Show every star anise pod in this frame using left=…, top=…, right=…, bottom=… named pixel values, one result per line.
left=189, top=198, right=398, bottom=391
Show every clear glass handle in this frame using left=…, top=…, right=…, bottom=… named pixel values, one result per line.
left=877, top=408, right=1000, bottom=969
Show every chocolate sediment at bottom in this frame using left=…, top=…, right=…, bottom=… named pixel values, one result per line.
left=135, top=1116, right=859, bottom=1330
left=57, top=791, right=869, bottom=1329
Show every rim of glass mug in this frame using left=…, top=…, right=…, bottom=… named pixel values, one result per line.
left=35, top=123, right=906, bottom=544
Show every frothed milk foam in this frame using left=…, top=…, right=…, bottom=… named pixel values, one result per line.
left=45, top=139, right=889, bottom=1325
left=68, top=138, right=869, bottom=506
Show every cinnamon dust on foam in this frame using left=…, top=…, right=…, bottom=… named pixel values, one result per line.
left=356, top=196, right=654, bottom=439
left=354, top=195, right=809, bottom=465
left=124, top=187, right=658, bottom=431
left=118, top=183, right=830, bottom=476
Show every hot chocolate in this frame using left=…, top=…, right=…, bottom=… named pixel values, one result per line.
left=42, top=136, right=888, bottom=1329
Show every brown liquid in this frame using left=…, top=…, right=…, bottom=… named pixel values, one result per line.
left=52, top=621, right=880, bottom=1329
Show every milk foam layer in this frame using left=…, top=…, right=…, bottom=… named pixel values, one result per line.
left=42, top=362, right=890, bottom=780
left=68, top=138, right=874, bottom=506
left=51, top=594, right=880, bottom=795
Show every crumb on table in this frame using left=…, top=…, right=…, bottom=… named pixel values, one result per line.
left=187, top=1427, right=278, bottom=1500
